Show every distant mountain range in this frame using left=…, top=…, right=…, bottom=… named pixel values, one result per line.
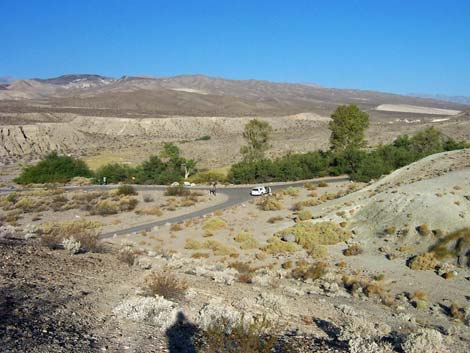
left=0, top=74, right=467, bottom=117
left=409, top=93, right=470, bottom=106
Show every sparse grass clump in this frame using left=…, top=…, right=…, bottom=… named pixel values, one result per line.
left=318, top=181, right=328, bottom=187
left=165, top=185, right=190, bottom=197
left=91, top=199, right=119, bottom=215
left=276, top=221, right=351, bottom=256
left=199, top=315, right=278, bottom=353
left=263, top=237, right=299, bottom=254
left=429, top=227, right=470, bottom=263
left=144, top=270, right=188, bottom=301
left=384, top=225, right=396, bottom=235
left=256, top=197, right=283, bottom=211
left=291, top=261, right=327, bottom=281
left=297, top=209, right=312, bottom=221
left=202, top=217, right=227, bottom=232
left=116, top=184, right=137, bottom=196
left=416, top=224, right=431, bottom=236
left=267, top=216, right=284, bottom=224
left=283, top=187, right=300, bottom=197
left=185, top=238, right=237, bottom=256
left=40, top=219, right=102, bottom=252
left=408, top=252, right=438, bottom=270
left=234, top=232, right=260, bottom=250
left=143, top=194, right=154, bottom=203
left=135, top=206, right=163, bottom=216
left=170, top=223, right=183, bottom=232
left=343, top=244, right=363, bottom=256
left=118, top=197, right=139, bottom=211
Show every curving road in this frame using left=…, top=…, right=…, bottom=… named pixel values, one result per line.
left=0, top=176, right=350, bottom=238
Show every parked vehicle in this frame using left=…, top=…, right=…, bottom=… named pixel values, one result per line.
left=250, top=185, right=267, bottom=196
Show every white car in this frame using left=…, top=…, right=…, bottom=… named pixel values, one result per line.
left=250, top=186, right=267, bottom=196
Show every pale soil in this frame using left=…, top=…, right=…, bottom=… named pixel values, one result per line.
left=376, top=104, right=462, bottom=115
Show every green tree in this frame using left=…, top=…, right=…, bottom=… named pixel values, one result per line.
left=241, top=119, right=273, bottom=161
left=14, top=152, right=92, bottom=184
left=409, top=127, right=443, bottom=156
left=329, top=104, right=369, bottom=152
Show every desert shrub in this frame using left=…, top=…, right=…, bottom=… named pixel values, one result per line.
left=13, top=197, right=43, bottom=213
left=91, top=200, right=119, bottom=215
left=308, top=244, right=328, bottom=258
left=185, top=239, right=203, bottom=250
left=291, top=261, right=327, bottom=281
left=383, top=225, right=396, bottom=235
left=15, top=152, right=92, bottom=184
left=144, top=270, right=188, bottom=301
left=343, top=244, right=363, bottom=256
left=416, top=224, right=430, bottom=236
left=297, top=209, right=313, bottom=221
left=196, top=135, right=211, bottom=141
left=449, top=303, right=465, bottom=320
left=135, top=206, right=163, bottom=216
left=143, top=194, right=154, bottom=202
left=95, top=163, right=134, bottom=184
left=408, top=253, right=438, bottom=270
left=304, top=182, right=316, bottom=190
left=202, top=217, right=227, bottom=232
left=318, top=181, right=328, bottom=187
left=203, top=239, right=238, bottom=256
left=198, top=315, right=278, bottom=353
left=429, top=227, right=470, bottom=261
left=119, top=197, right=139, bottom=212
left=118, top=244, right=138, bottom=265
left=257, top=197, right=283, bottom=211
left=116, top=184, right=137, bottom=196
left=284, top=187, right=300, bottom=197
left=191, top=252, right=210, bottom=259
left=165, top=185, right=191, bottom=196
left=40, top=219, right=102, bottom=252
left=276, top=221, right=351, bottom=255
left=170, top=223, right=183, bottom=232
left=263, top=237, right=298, bottom=254
left=62, top=237, right=81, bottom=255
left=267, top=216, right=283, bottom=224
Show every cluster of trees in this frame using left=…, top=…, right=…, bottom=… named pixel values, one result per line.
left=15, top=105, right=470, bottom=185
left=228, top=105, right=470, bottom=184
left=15, top=143, right=196, bottom=185
left=14, top=152, right=93, bottom=184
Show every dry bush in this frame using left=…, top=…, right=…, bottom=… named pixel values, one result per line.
left=383, top=226, right=396, bottom=235
left=304, top=182, right=316, bottom=190
left=283, top=187, right=300, bottom=197
left=185, top=239, right=203, bottom=250
left=165, top=185, right=191, bottom=197
left=229, top=261, right=256, bottom=283
left=276, top=221, right=351, bottom=255
left=297, top=209, right=313, bottom=221
left=442, top=271, right=455, bottom=280
left=118, top=245, right=138, bottom=265
left=318, top=181, right=328, bottom=187
left=267, top=216, right=283, bottom=224
left=91, top=200, right=119, bottom=215
left=291, top=261, right=327, bottom=281
left=202, top=217, right=227, bottom=232
left=343, top=244, right=363, bottom=256
left=170, top=223, right=183, bottom=232
left=144, top=270, right=188, bottom=301
left=256, top=197, right=283, bottom=211
left=191, top=252, right=210, bottom=259
left=416, top=224, right=431, bottom=236
left=263, top=237, right=299, bottom=254
left=14, top=197, right=44, bottom=213
left=119, top=197, right=139, bottom=211
left=116, top=184, right=137, bottom=196
left=135, top=206, right=163, bottom=216
left=40, top=219, right=102, bottom=252
left=408, top=253, right=438, bottom=270
left=234, top=232, right=260, bottom=250
left=449, top=303, right=465, bottom=321
left=282, top=260, right=293, bottom=269
left=429, top=227, right=470, bottom=262
left=143, top=194, right=154, bottom=202
left=199, top=315, right=278, bottom=353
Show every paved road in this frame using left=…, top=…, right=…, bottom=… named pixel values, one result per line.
left=0, top=176, right=350, bottom=238
left=99, top=176, right=349, bottom=238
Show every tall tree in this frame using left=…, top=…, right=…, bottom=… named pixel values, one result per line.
left=329, top=104, right=369, bottom=152
left=241, top=119, right=273, bottom=161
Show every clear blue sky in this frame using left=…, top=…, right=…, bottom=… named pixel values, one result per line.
left=1, top=0, right=469, bottom=95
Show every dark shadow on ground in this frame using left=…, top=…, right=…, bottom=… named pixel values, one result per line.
left=166, top=311, right=198, bottom=353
